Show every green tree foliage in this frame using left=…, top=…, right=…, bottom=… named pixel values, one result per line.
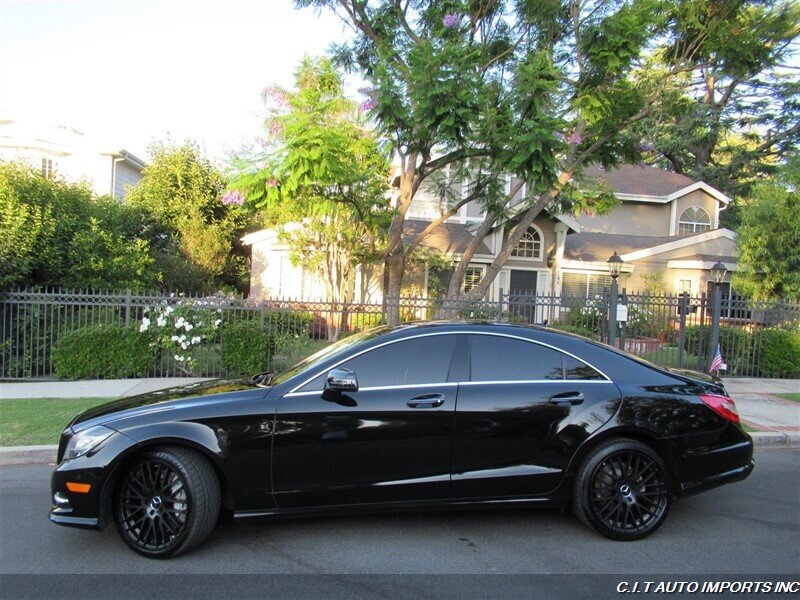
left=632, top=0, right=799, bottom=220
left=733, top=157, right=800, bottom=300
left=0, top=162, right=153, bottom=291
left=126, top=142, right=253, bottom=293
left=232, top=57, right=390, bottom=337
left=299, top=0, right=737, bottom=319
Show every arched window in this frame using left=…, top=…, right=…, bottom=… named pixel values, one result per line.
left=678, top=207, right=711, bottom=234
left=511, top=227, right=543, bottom=259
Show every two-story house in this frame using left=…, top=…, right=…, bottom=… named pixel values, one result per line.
left=244, top=163, right=737, bottom=302
left=0, top=118, right=145, bottom=200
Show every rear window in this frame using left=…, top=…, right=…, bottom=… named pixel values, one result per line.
left=469, top=335, right=563, bottom=381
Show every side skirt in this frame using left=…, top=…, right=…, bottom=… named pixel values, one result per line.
left=233, top=495, right=564, bottom=521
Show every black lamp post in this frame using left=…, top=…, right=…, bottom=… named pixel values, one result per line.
left=707, top=261, right=728, bottom=372
left=710, top=261, right=728, bottom=285
left=607, top=251, right=624, bottom=346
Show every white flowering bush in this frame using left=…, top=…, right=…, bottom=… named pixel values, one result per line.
left=140, top=298, right=224, bottom=374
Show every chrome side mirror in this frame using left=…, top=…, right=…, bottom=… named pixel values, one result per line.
left=326, top=368, right=358, bottom=392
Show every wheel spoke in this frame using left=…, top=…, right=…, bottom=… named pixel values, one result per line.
left=118, top=458, right=190, bottom=552
left=589, top=449, right=668, bottom=534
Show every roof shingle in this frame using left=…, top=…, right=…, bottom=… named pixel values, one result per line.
left=580, top=164, right=696, bottom=197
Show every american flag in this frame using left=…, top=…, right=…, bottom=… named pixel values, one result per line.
left=710, top=343, right=725, bottom=372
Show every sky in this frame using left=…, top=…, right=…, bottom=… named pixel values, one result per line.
left=0, top=0, right=356, bottom=163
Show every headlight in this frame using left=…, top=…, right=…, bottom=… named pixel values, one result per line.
left=64, top=425, right=115, bottom=460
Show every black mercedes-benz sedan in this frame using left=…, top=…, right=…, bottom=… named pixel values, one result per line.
left=49, top=322, right=753, bottom=557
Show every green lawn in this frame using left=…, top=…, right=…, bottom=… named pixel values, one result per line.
left=777, top=393, right=800, bottom=403
left=0, top=397, right=112, bottom=446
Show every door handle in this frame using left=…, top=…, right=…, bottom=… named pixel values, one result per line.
left=549, top=391, right=584, bottom=406
left=407, top=393, right=445, bottom=408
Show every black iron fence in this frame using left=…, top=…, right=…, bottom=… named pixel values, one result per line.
left=1, top=288, right=798, bottom=380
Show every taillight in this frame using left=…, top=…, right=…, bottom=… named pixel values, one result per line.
left=699, top=393, right=740, bottom=424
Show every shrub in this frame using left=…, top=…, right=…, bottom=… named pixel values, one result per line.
left=754, top=328, right=800, bottom=377
left=53, top=324, right=152, bottom=379
left=347, top=312, right=384, bottom=332
left=261, top=310, right=315, bottom=337
left=683, top=325, right=754, bottom=374
left=220, top=322, right=274, bottom=377
left=548, top=323, right=598, bottom=339
left=566, top=302, right=603, bottom=333
left=140, top=299, right=223, bottom=375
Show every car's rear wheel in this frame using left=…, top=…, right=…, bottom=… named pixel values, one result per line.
left=114, top=446, right=220, bottom=558
left=572, top=438, right=671, bottom=540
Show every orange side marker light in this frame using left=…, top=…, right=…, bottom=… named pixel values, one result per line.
left=66, top=482, right=92, bottom=493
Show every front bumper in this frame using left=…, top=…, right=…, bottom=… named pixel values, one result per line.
left=48, top=430, right=140, bottom=530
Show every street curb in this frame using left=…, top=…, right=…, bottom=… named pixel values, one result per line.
left=1, top=432, right=798, bottom=466
left=1, top=445, right=57, bottom=466
left=751, top=431, right=800, bottom=449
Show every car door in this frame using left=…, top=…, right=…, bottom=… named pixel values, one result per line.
left=451, top=333, right=620, bottom=499
left=272, top=333, right=463, bottom=508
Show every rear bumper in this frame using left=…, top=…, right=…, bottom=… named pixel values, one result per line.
left=678, top=428, right=755, bottom=497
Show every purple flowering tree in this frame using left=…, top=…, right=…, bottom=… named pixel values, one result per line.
left=230, top=57, right=390, bottom=339
left=292, top=0, right=764, bottom=316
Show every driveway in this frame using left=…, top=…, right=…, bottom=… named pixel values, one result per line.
left=1, top=449, right=797, bottom=598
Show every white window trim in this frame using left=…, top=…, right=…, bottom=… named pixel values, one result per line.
left=510, top=224, right=544, bottom=260
left=463, top=265, right=485, bottom=293
left=678, top=206, right=712, bottom=235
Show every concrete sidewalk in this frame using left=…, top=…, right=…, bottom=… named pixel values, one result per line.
left=0, top=377, right=211, bottom=400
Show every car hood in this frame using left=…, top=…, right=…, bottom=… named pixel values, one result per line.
left=68, top=379, right=271, bottom=432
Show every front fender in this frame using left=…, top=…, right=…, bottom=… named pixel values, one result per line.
left=119, top=418, right=274, bottom=513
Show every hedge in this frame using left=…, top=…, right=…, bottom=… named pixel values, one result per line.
left=683, top=325, right=800, bottom=377
left=53, top=324, right=152, bottom=379
left=756, top=328, right=800, bottom=378
left=220, top=321, right=275, bottom=377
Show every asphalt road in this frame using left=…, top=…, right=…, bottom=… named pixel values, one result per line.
left=1, top=449, right=798, bottom=598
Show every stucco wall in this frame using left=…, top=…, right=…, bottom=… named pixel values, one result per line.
left=674, top=189, right=720, bottom=233
left=114, top=161, right=141, bottom=200
left=576, top=201, right=672, bottom=235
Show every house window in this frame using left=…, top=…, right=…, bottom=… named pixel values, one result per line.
left=678, top=207, right=711, bottom=234
left=678, top=279, right=693, bottom=294
left=511, top=227, right=542, bottom=259
left=41, top=157, right=54, bottom=178
left=463, top=267, right=483, bottom=293
left=300, top=268, right=315, bottom=299
left=562, top=272, right=612, bottom=298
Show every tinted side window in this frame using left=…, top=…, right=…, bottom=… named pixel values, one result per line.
left=299, top=335, right=457, bottom=391
left=563, top=355, right=605, bottom=380
left=469, top=335, right=563, bottom=381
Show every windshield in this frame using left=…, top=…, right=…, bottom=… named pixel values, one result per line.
left=270, top=326, right=392, bottom=386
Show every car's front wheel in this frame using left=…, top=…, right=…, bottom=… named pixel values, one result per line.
left=114, top=446, right=220, bottom=558
left=572, top=438, right=671, bottom=540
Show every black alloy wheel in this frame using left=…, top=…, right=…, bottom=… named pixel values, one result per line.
left=114, top=447, right=220, bottom=558
left=573, top=439, right=671, bottom=540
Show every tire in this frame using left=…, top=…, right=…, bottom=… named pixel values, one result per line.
left=572, top=438, right=671, bottom=541
left=113, top=446, right=221, bottom=558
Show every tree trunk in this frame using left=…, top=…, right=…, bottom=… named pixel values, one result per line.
left=433, top=211, right=498, bottom=318
left=384, top=251, right=405, bottom=325
left=461, top=172, right=572, bottom=302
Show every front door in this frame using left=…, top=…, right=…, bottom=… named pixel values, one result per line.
left=509, top=269, right=538, bottom=296
left=452, top=334, right=619, bottom=498
left=508, top=270, right=539, bottom=323
left=272, top=334, right=462, bottom=508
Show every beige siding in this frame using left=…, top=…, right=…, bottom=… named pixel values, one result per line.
left=576, top=202, right=671, bottom=235
left=114, top=161, right=141, bottom=200
left=674, top=189, right=719, bottom=233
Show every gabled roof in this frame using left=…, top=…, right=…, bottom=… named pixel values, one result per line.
left=564, top=229, right=737, bottom=262
left=579, top=164, right=730, bottom=205
left=404, top=220, right=493, bottom=256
